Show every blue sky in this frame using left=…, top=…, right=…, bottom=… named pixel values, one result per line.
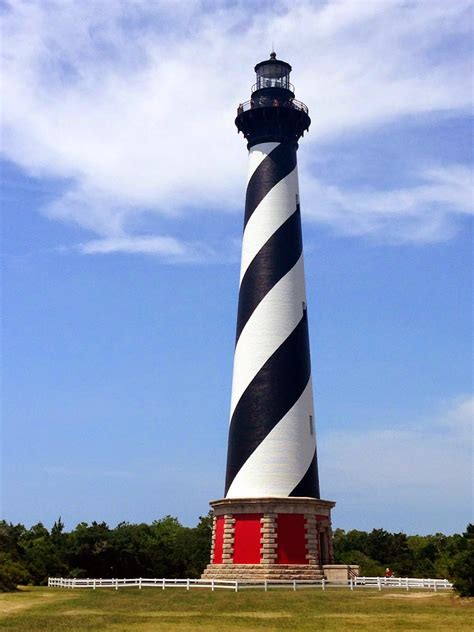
left=1, top=0, right=472, bottom=535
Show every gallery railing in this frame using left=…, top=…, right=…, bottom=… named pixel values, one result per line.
left=237, top=97, right=309, bottom=115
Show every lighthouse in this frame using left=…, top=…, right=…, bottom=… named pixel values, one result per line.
left=203, top=53, right=335, bottom=581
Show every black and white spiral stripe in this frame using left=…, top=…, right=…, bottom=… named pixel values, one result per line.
left=225, top=141, right=320, bottom=499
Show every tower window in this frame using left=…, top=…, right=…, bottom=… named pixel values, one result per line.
left=309, top=415, right=314, bottom=435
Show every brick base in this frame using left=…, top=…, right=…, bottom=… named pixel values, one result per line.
left=202, top=497, right=335, bottom=580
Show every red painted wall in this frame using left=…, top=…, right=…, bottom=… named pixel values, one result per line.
left=276, top=513, right=308, bottom=564
left=212, top=516, right=224, bottom=564
left=232, top=513, right=262, bottom=564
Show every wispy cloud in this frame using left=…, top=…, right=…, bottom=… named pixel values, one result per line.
left=1, top=0, right=472, bottom=255
left=319, top=395, right=473, bottom=531
left=301, top=164, right=473, bottom=243
left=438, top=394, right=473, bottom=441
left=77, top=235, right=211, bottom=262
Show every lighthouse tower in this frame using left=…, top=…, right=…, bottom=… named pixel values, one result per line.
left=203, top=53, right=335, bottom=581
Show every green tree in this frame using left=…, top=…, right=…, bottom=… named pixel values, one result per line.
left=181, top=512, right=213, bottom=577
left=338, top=550, right=385, bottom=576
left=19, top=523, right=67, bottom=584
left=0, top=555, right=30, bottom=591
left=67, top=522, right=112, bottom=578
left=449, top=524, right=474, bottom=597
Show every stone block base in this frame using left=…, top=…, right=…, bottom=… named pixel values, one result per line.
left=323, top=564, right=360, bottom=583
left=202, top=563, right=325, bottom=581
left=203, top=496, right=336, bottom=580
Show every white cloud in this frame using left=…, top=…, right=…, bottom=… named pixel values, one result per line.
left=319, top=395, right=473, bottom=531
left=77, top=235, right=210, bottom=262
left=301, top=164, right=473, bottom=243
left=438, top=394, right=474, bottom=441
left=1, top=0, right=472, bottom=255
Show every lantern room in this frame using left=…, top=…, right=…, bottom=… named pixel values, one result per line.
left=252, top=52, right=294, bottom=96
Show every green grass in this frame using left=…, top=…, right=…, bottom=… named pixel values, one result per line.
left=0, top=586, right=472, bottom=631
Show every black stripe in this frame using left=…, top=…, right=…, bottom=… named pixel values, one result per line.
left=244, top=142, right=296, bottom=229
left=289, top=450, right=320, bottom=498
left=225, top=312, right=311, bottom=495
left=236, top=206, right=302, bottom=343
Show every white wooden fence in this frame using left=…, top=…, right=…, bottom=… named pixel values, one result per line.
left=48, top=576, right=452, bottom=592
left=48, top=578, right=239, bottom=591
left=354, top=576, right=452, bottom=591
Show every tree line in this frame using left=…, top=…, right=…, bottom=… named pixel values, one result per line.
left=332, top=524, right=473, bottom=595
left=1, top=516, right=472, bottom=596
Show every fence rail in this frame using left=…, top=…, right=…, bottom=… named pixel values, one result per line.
left=48, top=576, right=452, bottom=592
left=354, top=576, right=452, bottom=590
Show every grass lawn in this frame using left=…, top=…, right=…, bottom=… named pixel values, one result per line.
left=0, top=586, right=472, bottom=631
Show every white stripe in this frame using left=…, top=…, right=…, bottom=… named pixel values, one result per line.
left=230, top=255, right=307, bottom=418
left=226, top=379, right=316, bottom=498
left=240, top=167, right=299, bottom=283
left=246, top=142, right=280, bottom=183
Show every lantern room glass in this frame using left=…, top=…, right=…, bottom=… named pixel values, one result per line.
left=255, top=62, right=291, bottom=90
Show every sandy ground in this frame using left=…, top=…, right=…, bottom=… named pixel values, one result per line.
left=0, top=589, right=74, bottom=615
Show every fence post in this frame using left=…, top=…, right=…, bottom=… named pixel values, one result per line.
left=115, top=578, right=118, bottom=590
left=406, top=577, right=409, bottom=591
left=162, top=578, right=165, bottom=590
left=187, top=578, right=190, bottom=591
left=377, top=577, right=381, bottom=591
left=235, top=580, right=238, bottom=593
left=139, top=577, right=142, bottom=590
left=350, top=578, right=353, bottom=591
left=93, top=579, right=96, bottom=590
left=322, top=578, right=325, bottom=591
left=434, top=580, right=437, bottom=593
left=293, top=580, right=296, bottom=592
left=264, top=580, right=267, bottom=592
left=211, top=579, right=214, bottom=592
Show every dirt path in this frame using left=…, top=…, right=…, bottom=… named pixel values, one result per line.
left=0, top=588, right=75, bottom=616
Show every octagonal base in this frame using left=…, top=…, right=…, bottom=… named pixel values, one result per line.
left=202, top=497, right=335, bottom=580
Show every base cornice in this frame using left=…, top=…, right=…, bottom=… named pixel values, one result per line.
left=210, top=496, right=336, bottom=516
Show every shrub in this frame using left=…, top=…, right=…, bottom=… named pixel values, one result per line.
left=0, top=556, right=30, bottom=592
